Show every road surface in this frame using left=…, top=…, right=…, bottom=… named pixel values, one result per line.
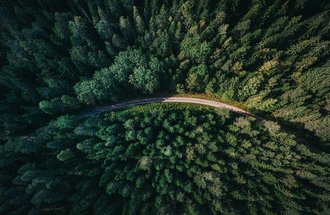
left=75, top=97, right=253, bottom=120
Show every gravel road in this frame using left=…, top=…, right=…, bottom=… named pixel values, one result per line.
left=75, top=97, right=253, bottom=120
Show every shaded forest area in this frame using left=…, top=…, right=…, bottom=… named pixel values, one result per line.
left=0, top=0, right=330, bottom=214
left=0, top=0, right=329, bottom=144
left=1, top=104, right=330, bottom=214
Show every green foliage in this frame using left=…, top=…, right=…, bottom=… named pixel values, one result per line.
left=0, top=0, right=330, bottom=214
left=2, top=104, right=330, bottom=214
left=186, top=64, right=209, bottom=92
left=180, top=34, right=211, bottom=64
left=74, top=48, right=161, bottom=104
left=39, top=98, right=65, bottom=115
left=1, top=0, right=329, bottom=143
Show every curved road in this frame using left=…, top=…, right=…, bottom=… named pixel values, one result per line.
left=75, top=97, right=254, bottom=120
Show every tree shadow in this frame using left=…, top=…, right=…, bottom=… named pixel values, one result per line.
left=252, top=109, right=329, bottom=153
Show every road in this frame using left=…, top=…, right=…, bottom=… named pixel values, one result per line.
left=75, top=97, right=254, bottom=120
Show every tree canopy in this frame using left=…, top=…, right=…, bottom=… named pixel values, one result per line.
left=0, top=0, right=329, bottom=214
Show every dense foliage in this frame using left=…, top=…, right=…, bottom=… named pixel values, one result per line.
left=0, top=0, right=329, bottom=143
left=0, top=0, right=330, bottom=214
left=1, top=104, right=330, bottom=214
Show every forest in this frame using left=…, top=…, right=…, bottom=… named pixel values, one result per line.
left=0, top=0, right=329, bottom=214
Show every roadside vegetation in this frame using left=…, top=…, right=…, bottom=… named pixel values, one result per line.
left=0, top=0, right=329, bottom=214
left=1, top=104, right=330, bottom=214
